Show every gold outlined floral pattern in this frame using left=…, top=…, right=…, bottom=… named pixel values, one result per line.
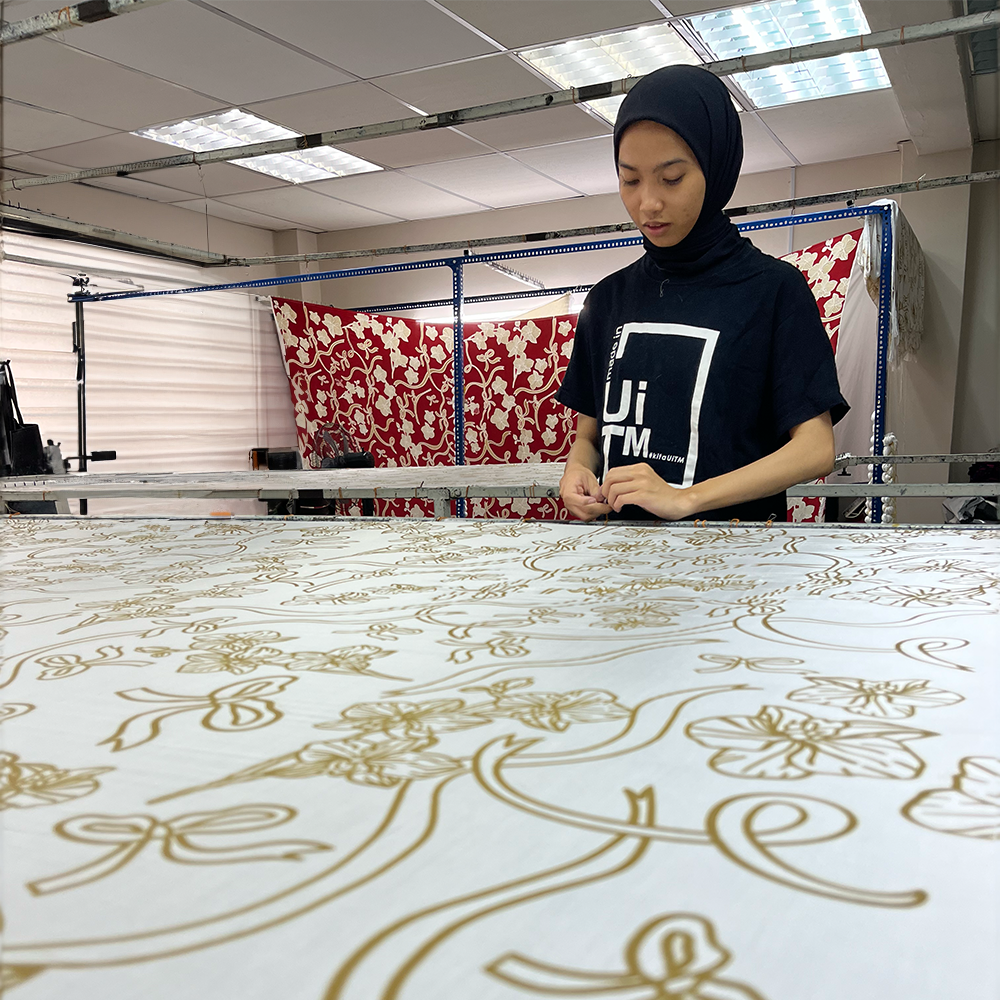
left=0, top=752, right=112, bottom=809
left=686, top=706, right=933, bottom=780
left=903, top=757, right=1000, bottom=839
left=1, top=516, right=997, bottom=998
left=786, top=676, right=962, bottom=718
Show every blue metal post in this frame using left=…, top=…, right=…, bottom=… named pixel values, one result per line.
left=450, top=261, right=466, bottom=517
left=871, top=204, right=894, bottom=523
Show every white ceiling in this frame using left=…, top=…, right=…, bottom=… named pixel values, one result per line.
left=0, top=0, right=975, bottom=235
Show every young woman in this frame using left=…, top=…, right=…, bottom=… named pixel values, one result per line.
left=557, top=65, right=848, bottom=522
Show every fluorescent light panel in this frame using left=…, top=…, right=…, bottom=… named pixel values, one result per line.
left=684, top=0, right=890, bottom=108
left=134, top=109, right=381, bottom=184
left=518, top=23, right=701, bottom=124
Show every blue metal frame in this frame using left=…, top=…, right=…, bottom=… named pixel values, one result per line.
left=69, top=204, right=893, bottom=521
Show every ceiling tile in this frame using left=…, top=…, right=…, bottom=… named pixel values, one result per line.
left=205, top=0, right=497, bottom=77
left=28, top=132, right=175, bottom=169
left=509, top=136, right=618, bottom=196
left=174, top=197, right=302, bottom=231
left=146, top=162, right=290, bottom=198
left=60, top=1, right=351, bottom=105
left=2, top=152, right=76, bottom=178
left=658, top=1, right=741, bottom=13
left=439, top=1, right=663, bottom=48
left=0, top=102, right=118, bottom=152
left=402, top=153, right=581, bottom=209
left=81, top=175, right=195, bottom=203
left=376, top=54, right=552, bottom=115
left=458, top=105, right=610, bottom=152
left=218, top=187, right=404, bottom=232
left=308, top=171, right=484, bottom=220
left=739, top=113, right=795, bottom=174
left=3, top=37, right=223, bottom=132
left=339, top=129, right=487, bottom=168
left=757, top=89, right=909, bottom=165
left=247, top=82, right=414, bottom=135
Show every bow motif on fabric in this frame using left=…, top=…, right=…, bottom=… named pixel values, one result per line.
left=28, top=803, right=331, bottom=895
left=99, top=676, right=296, bottom=751
left=487, top=912, right=767, bottom=999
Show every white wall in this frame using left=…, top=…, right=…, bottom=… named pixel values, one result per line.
left=0, top=232, right=296, bottom=515
left=952, top=140, right=1000, bottom=467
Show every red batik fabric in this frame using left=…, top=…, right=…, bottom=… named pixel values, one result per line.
left=271, top=297, right=454, bottom=517
left=462, top=316, right=577, bottom=520
left=780, top=229, right=862, bottom=522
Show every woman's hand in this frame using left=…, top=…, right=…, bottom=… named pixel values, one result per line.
left=560, top=463, right=612, bottom=521
left=600, top=463, right=698, bottom=520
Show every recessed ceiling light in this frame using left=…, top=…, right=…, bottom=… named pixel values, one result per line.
left=518, top=23, right=701, bottom=125
left=133, top=109, right=382, bottom=184
left=684, top=0, right=890, bottom=109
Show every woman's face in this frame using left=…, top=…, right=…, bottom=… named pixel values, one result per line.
left=617, top=120, right=706, bottom=247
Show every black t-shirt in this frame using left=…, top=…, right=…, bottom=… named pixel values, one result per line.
left=556, top=239, right=849, bottom=522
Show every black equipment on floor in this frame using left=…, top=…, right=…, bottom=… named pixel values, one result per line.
left=1, top=360, right=47, bottom=477
left=262, top=426, right=375, bottom=517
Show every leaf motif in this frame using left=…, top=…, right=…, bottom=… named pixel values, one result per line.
left=687, top=706, right=932, bottom=781
left=957, top=756, right=1000, bottom=804
left=0, top=703, right=33, bottom=724
left=905, top=788, right=1000, bottom=839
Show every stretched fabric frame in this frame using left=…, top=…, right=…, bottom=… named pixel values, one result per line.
left=271, top=228, right=863, bottom=522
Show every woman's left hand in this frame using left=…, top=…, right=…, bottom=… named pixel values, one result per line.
left=599, top=463, right=699, bottom=520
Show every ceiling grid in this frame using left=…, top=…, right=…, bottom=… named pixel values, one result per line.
left=0, top=0, right=980, bottom=234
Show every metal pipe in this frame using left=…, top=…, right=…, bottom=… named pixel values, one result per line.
left=4, top=9, right=998, bottom=194
left=451, top=262, right=465, bottom=518
left=0, top=204, right=229, bottom=265
left=72, top=297, right=89, bottom=514
left=871, top=204, right=894, bottom=521
left=834, top=452, right=999, bottom=469
left=0, top=0, right=167, bottom=45
left=226, top=171, right=1000, bottom=268
left=5, top=169, right=999, bottom=271
left=68, top=206, right=875, bottom=302
left=354, top=284, right=593, bottom=315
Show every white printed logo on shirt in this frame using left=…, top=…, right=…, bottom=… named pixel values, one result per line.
left=602, top=322, right=719, bottom=488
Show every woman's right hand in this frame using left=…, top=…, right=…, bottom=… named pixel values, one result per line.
left=560, top=463, right=612, bottom=521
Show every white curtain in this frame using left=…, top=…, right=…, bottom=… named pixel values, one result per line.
left=0, top=232, right=296, bottom=515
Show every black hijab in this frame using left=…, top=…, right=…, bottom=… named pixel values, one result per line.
left=614, top=65, right=745, bottom=276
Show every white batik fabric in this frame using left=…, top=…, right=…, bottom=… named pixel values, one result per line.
left=1, top=517, right=998, bottom=1000
left=859, top=200, right=925, bottom=368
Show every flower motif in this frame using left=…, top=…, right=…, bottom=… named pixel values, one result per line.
left=315, top=699, right=490, bottom=738
left=282, top=735, right=464, bottom=787
left=835, top=585, right=990, bottom=608
left=787, top=676, right=962, bottom=718
left=595, top=601, right=696, bottom=631
left=177, top=632, right=290, bottom=675
left=904, top=757, right=1000, bottom=839
left=686, top=705, right=932, bottom=780
left=0, top=751, right=112, bottom=810
left=74, top=593, right=207, bottom=627
left=278, top=644, right=401, bottom=678
left=490, top=689, right=630, bottom=732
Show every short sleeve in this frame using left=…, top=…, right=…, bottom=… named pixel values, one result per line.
left=770, top=267, right=850, bottom=437
left=555, top=293, right=599, bottom=418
